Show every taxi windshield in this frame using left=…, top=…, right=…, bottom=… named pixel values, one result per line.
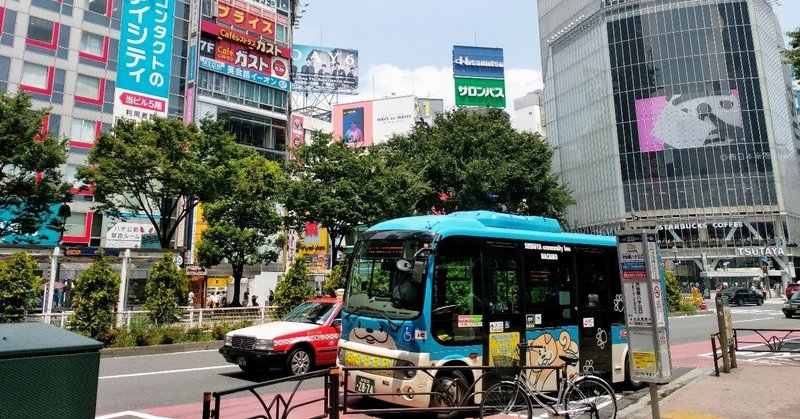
left=283, top=301, right=336, bottom=325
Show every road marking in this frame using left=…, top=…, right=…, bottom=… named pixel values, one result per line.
left=732, top=317, right=778, bottom=323
left=104, top=349, right=221, bottom=360
left=99, top=364, right=237, bottom=380
left=96, top=411, right=171, bottom=419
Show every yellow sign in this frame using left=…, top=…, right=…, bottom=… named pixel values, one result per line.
left=207, top=277, right=229, bottom=287
left=343, top=350, right=395, bottom=377
left=632, top=351, right=657, bottom=372
left=488, top=332, right=520, bottom=367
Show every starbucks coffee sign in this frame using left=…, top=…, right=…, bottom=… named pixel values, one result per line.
left=735, top=247, right=786, bottom=257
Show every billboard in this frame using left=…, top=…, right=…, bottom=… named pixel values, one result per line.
left=332, top=96, right=418, bottom=146
left=635, top=90, right=743, bottom=151
left=290, top=114, right=304, bottom=160
left=454, top=77, right=506, bottom=108
left=199, top=32, right=289, bottom=81
left=199, top=56, right=290, bottom=91
left=292, top=44, right=359, bottom=94
left=114, top=0, right=174, bottom=122
left=452, top=45, right=505, bottom=79
left=217, top=0, right=276, bottom=40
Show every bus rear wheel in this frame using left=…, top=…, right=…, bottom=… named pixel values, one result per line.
left=430, top=370, right=470, bottom=412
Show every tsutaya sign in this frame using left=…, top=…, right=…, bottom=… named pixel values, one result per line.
left=736, top=246, right=786, bottom=256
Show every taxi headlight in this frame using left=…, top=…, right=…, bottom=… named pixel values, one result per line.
left=254, top=339, right=274, bottom=351
left=224, top=335, right=233, bottom=346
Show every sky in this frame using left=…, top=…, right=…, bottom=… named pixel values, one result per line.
left=293, top=1, right=800, bottom=115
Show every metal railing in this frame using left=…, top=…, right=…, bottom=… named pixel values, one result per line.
left=26, top=306, right=280, bottom=329
left=733, top=328, right=800, bottom=353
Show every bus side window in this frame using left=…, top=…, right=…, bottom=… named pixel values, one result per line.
left=524, top=253, right=574, bottom=327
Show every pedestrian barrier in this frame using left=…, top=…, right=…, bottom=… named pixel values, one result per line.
left=709, top=332, right=736, bottom=377
left=201, top=363, right=575, bottom=418
left=26, top=306, right=280, bottom=329
left=733, top=328, right=800, bottom=353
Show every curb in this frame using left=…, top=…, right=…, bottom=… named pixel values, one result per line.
left=100, top=340, right=223, bottom=358
left=669, top=310, right=712, bottom=317
left=617, top=368, right=712, bottom=418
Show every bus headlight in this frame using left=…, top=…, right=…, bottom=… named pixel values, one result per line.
left=394, top=359, right=416, bottom=380
left=254, top=339, right=274, bottom=351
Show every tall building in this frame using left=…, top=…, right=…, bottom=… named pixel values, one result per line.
left=513, top=89, right=546, bottom=135
left=539, top=0, right=800, bottom=289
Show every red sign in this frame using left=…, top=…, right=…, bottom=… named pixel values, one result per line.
left=622, top=270, right=647, bottom=280
left=217, top=1, right=275, bottom=39
left=273, top=59, right=287, bottom=77
left=215, top=39, right=273, bottom=74
left=119, top=92, right=166, bottom=112
left=201, top=21, right=290, bottom=59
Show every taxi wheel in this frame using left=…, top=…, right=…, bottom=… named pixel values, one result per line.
left=287, top=347, right=313, bottom=376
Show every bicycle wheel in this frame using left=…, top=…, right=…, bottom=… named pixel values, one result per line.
left=479, top=381, right=533, bottom=419
left=561, top=376, right=617, bottom=419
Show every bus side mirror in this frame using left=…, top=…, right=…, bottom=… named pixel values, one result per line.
left=412, top=260, right=426, bottom=284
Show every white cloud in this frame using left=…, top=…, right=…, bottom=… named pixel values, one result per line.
left=343, top=64, right=543, bottom=122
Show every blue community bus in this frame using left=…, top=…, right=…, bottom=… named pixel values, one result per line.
left=337, top=211, right=634, bottom=408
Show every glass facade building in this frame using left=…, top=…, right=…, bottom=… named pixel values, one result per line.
left=539, top=0, right=800, bottom=289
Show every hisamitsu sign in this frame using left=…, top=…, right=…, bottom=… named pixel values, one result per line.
left=452, top=45, right=505, bottom=79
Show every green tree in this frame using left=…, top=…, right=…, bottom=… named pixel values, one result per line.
left=665, top=269, right=682, bottom=313
left=386, top=108, right=574, bottom=221
left=143, top=253, right=188, bottom=325
left=273, top=258, right=314, bottom=318
left=0, top=91, right=71, bottom=243
left=784, top=27, right=800, bottom=78
left=322, top=260, right=347, bottom=297
left=0, top=251, right=41, bottom=322
left=78, top=118, right=240, bottom=248
left=196, top=152, right=285, bottom=306
left=70, top=255, right=120, bottom=340
left=285, top=132, right=429, bottom=267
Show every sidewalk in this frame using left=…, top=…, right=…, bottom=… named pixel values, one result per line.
left=620, top=363, right=800, bottom=418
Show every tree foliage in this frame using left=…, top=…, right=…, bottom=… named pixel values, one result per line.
left=785, top=27, right=800, bottom=79
left=322, top=260, right=347, bottom=297
left=70, top=255, right=120, bottom=340
left=197, top=152, right=285, bottom=306
left=273, top=258, right=314, bottom=318
left=143, top=253, right=188, bottom=325
left=386, top=108, right=574, bottom=221
left=78, top=118, right=240, bottom=248
left=665, top=269, right=682, bottom=313
left=285, top=132, right=429, bottom=267
left=0, top=91, right=70, bottom=242
left=0, top=252, right=41, bottom=322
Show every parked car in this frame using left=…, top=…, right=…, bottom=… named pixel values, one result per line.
left=719, top=287, right=764, bottom=306
left=783, top=292, right=800, bottom=318
left=220, top=298, right=342, bottom=376
left=785, top=283, right=800, bottom=300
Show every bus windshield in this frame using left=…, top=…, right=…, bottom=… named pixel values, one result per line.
left=345, top=233, right=430, bottom=320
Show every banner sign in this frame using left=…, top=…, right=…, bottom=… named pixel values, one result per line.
left=201, top=21, right=290, bottom=59
left=452, top=45, right=505, bottom=79
left=114, top=0, right=174, bottom=121
left=217, top=0, right=275, bottom=39
left=199, top=56, right=290, bottom=91
left=292, top=44, right=359, bottom=94
left=454, top=77, right=506, bottom=108
left=290, top=114, right=304, bottom=160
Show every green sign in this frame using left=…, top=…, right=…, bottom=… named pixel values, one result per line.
left=454, top=77, right=506, bottom=108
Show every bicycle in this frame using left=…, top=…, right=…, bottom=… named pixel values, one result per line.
left=479, top=343, right=617, bottom=418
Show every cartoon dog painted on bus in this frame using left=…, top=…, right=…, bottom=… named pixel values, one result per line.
left=527, top=330, right=578, bottom=390
left=348, top=320, right=397, bottom=350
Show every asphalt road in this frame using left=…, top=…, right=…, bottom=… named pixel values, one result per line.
left=95, top=299, right=798, bottom=417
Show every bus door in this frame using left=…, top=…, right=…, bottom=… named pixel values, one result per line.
left=575, top=247, right=613, bottom=377
left=482, top=251, right=525, bottom=370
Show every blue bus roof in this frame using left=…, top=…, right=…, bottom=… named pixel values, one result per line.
left=366, top=211, right=617, bottom=247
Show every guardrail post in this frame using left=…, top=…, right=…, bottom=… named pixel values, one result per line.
left=710, top=334, right=720, bottom=377
left=327, top=368, right=340, bottom=419
left=199, top=309, right=204, bottom=327
left=202, top=392, right=212, bottom=419
left=715, top=296, right=731, bottom=373
left=729, top=329, right=737, bottom=369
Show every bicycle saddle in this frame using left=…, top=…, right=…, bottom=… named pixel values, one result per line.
left=559, top=355, right=579, bottom=366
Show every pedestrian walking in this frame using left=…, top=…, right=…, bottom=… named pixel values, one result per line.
left=268, top=289, right=275, bottom=306
left=243, top=290, right=249, bottom=307
left=251, top=294, right=259, bottom=306
left=187, top=290, right=195, bottom=306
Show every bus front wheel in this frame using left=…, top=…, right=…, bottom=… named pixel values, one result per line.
left=430, top=370, right=470, bottom=411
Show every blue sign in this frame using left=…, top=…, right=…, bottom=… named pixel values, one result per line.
left=402, top=325, right=415, bottom=342
left=199, top=57, right=291, bottom=92
left=622, top=261, right=646, bottom=271
left=0, top=205, right=60, bottom=246
left=117, top=0, right=175, bottom=99
left=188, top=42, right=197, bottom=82
left=452, top=45, right=505, bottom=79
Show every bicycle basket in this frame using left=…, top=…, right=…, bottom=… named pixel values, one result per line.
left=491, top=355, right=521, bottom=374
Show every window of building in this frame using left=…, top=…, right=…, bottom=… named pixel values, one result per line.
left=27, top=16, right=54, bottom=43
left=21, top=62, right=49, bottom=90
left=84, top=0, right=108, bottom=15
left=70, top=118, right=96, bottom=145
left=79, top=32, right=104, bottom=57
left=275, top=24, right=288, bottom=45
left=65, top=163, right=85, bottom=189
left=64, top=212, right=87, bottom=237
left=75, top=75, right=100, bottom=99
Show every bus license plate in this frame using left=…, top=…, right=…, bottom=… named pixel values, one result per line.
left=355, top=376, right=375, bottom=394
